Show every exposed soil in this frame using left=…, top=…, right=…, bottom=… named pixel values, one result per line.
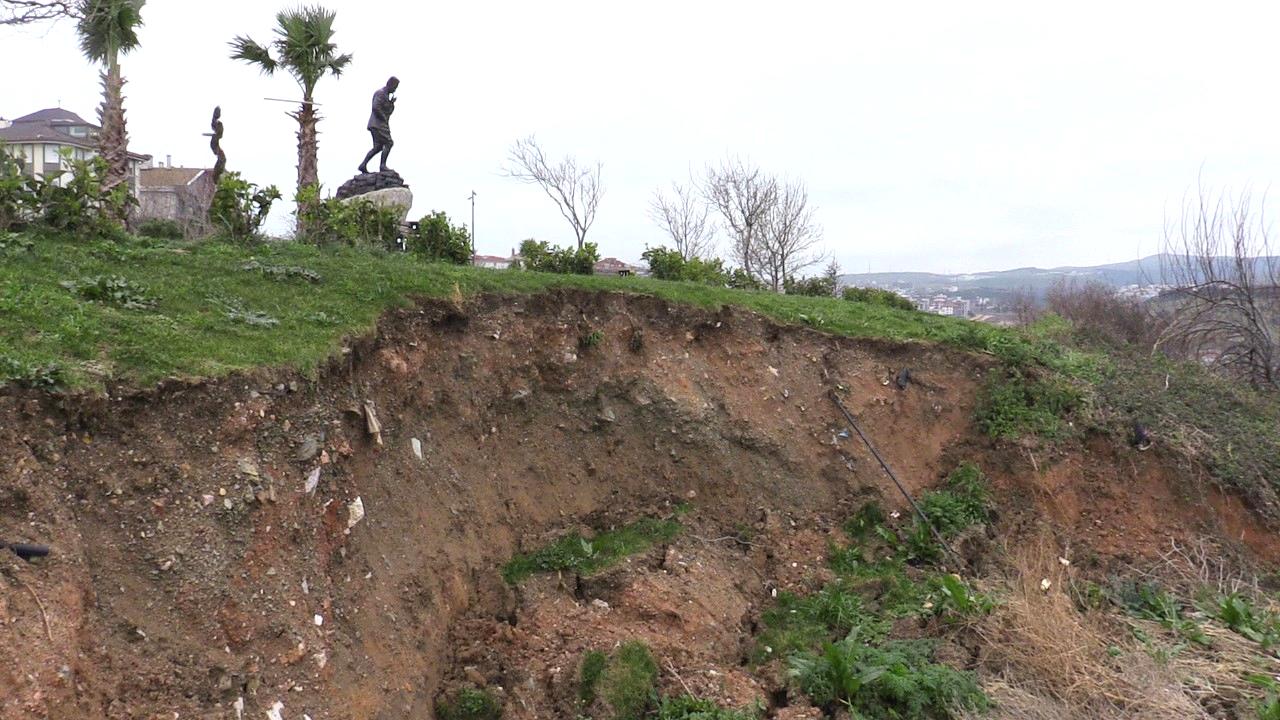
left=0, top=290, right=1274, bottom=719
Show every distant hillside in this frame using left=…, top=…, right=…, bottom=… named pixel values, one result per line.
left=841, top=254, right=1278, bottom=296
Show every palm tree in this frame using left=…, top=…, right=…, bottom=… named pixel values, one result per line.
left=77, top=0, right=144, bottom=214
left=230, top=5, right=352, bottom=199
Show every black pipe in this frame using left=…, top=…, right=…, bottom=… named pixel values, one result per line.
left=4, top=543, right=50, bottom=561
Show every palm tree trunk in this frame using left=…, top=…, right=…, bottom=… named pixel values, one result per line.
left=97, top=53, right=130, bottom=222
left=296, top=101, right=319, bottom=195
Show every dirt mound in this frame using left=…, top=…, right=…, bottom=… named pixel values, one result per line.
left=0, top=290, right=1273, bottom=719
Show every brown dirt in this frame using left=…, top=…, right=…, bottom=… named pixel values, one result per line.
left=0, top=289, right=1274, bottom=719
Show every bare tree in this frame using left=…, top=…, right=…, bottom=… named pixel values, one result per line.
left=505, top=135, right=602, bottom=249
left=0, top=0, right=78, bottom=24
left=649, top=182, right=714, bottom=260
left=754, top=179, right=825, bottom=292
left=703, top=157, right=776, bottom=277
left=1158, top=185, right=1279, bottom=388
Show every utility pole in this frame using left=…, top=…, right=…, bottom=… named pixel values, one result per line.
left=467, top=190, right=476, bottom=260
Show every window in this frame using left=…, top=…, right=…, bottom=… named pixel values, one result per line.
left=69, top=126, right=87, bottom=137
left=44, top=144, right=63, bottom=165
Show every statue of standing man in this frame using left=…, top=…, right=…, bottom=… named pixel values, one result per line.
left=359, top=76, right=399, bottom=174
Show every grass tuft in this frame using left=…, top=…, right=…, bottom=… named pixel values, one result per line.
left=501, top=516, right=681, bottom=585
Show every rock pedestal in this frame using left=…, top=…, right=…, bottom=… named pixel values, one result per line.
left=335, top=170, right=413, bottom=224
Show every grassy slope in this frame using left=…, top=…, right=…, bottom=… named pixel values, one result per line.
left=0, top=235, right=1011, bottom=389
left=4, top=233, right=1277, bottom=501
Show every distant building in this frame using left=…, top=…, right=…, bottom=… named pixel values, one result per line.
left=472, top=254, right=514, bottom=270
left=594, top=257, right=646, bottom=276
left=137, top=164, right=215, bottom=231
left=0, top=108, right=150, bottom=193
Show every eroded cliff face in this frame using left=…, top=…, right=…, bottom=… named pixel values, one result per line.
left=0, top=290, right=1270, bottom=719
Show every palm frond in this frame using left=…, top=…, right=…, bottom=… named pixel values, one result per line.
left=229, top=35, right=277, bottom=74
left=76, top=0, right=144, bottom=63
left=327, top=52, right=353, bottom=77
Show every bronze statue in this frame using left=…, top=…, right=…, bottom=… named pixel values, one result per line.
left=358, top=76, right=399, bottom=174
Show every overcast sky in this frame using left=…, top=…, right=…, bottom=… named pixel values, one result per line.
left=3, top=1, right=1277, bottom=273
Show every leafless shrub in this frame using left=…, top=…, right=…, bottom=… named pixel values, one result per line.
left=649, top=182, right=714, bottom=260
left=1159, top=185, right=1279, bottom=388
left=505, top=135, right=602, bottom=250
left=1010, top=287, right=1041, bottom=327
left=1045, top=279, right=1157, bottom=347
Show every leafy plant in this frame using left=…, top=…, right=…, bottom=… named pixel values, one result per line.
left=241, top=259, right=322, bottom=283
left=0, top=232, right=34, bottom=254
left=1216, top=594, right=1280, bottom=648
left=0, top=144, right=36, bottom=232
left=60, top=275, right=155, bottom=309
left=210, top=297, right=278, bottom=327
left=435, top=687, right=501, bottom=720
left=209, top=171, right=280, bottom=243
left=34, top=154, right=130, bottom=241
left=789, top=637, right=987, bottom=718
left=0, top=356, right=63, bottom=389
left=409, top=211, right=471, bottom=264
left=932, top=574, right=995, bottom=618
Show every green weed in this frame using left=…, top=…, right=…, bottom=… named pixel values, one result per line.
left=655, top=695, right=763, bottom=720
left=502, top=516, right=681, bottom=585
left=600, top=641, right=659, bottom=720
left=975, top=369, right=1081, bottom=440
left=579, top=650, right=607, bottom=705
left=788, top=637, right=988, bottom=718
left=435, top=687, right=502, bottom=720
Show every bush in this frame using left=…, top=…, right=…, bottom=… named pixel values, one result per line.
left=295, top=185, right=401, bottom=248
left=784, top=275, right=836, bottom=297
left=209, top=172, right=280, bottom=243
left=789, top=637, right=987, bottom=718
left=1045, top=279, right=1155, bottom=348
left=409, top=211, right=471, bottom=264
left=640, top=246, right=733, bottom=285
left=842, top=286, right=915, bottom=312
left=517, top=239, right=599, bottom=275
left=136, top=218, right=184, bottom=241
left=435, top=687, right=501, bottom=720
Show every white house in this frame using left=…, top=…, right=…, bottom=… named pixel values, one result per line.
left=0, top=108, right=150, bottom=193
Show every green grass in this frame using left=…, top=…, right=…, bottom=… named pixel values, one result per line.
left=599, top=641, right=659, bottom=720
left=656, top=695, right=763, bottom=720
left=501, top=516, right=682, bottom=585
left=0, top=233, right=1029, bottom=391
